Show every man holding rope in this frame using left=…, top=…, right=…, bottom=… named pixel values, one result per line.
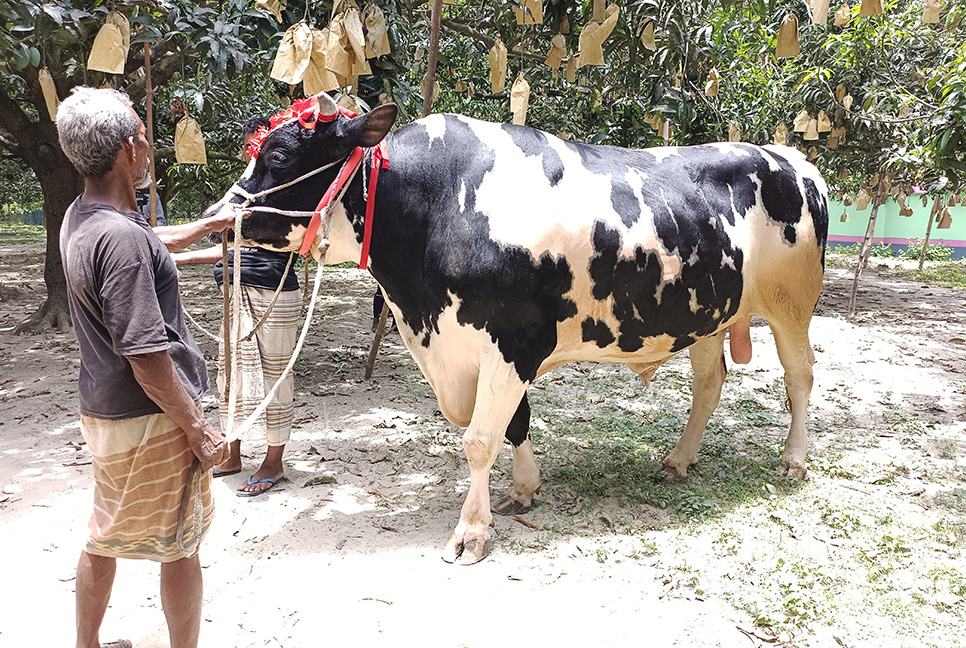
left=56, top=87, right=235, bottom=648
left=169, top=116, right=301, bottom=497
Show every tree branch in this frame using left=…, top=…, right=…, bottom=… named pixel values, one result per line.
left=439, top=17, right=547, bottom=63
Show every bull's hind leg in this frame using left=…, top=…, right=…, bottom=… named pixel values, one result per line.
left=768, top=319, right=815, bottom=479
left=442, top=354, right=529, bottom=565
left=492, top=394, right=541, bottom=516
left=663, top=331, right=727, bottom=479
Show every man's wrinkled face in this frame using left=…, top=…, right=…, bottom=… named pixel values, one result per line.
left=128, top=109, right=152, bottom=189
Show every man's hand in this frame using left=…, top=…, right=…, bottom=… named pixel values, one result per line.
left=189, top=422, right=230, bottom=472
left=206, top=203, right=250, bottom=233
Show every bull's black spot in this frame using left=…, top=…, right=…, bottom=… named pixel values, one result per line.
left=581, top=317, right=615, bottom=348
left=344, top=116, right=578, bottom=383
left=501, top=123, right=565, bottom=187
left=504, top=394, right=531, bottom=447
left=611, top=179, right=641, bottom=228
left=803, top=177, right=829, bottom=251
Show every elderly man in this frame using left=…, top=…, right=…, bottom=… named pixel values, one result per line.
left=57, top=86, right=235, bottom=648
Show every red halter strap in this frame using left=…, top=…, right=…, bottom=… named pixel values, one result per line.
left=295, top=138, right=389, bottom=261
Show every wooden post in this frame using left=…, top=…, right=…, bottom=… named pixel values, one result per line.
left=918, top=197, right=936, bottom=271
left=143, top=43, right=158, bottom=227
left=364, top=306, right=390, bottom=380
left=421, top=0, right=443, bottom=118
left=848, top=174, right=886, bottom=319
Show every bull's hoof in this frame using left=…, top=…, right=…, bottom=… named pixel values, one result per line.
left=779, top=457, right=808, bottom=479
left=662, top=457, right=695, bottom=480
left=492, top=494, right=531, bottom=516
left=441, top=528, right=496, bottom=565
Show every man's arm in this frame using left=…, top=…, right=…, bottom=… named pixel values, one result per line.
left=153, top=205, right=246, bottom=253
left=127, top=350, right=229, bottom=471
left=170, top=245, right=225, bottom=266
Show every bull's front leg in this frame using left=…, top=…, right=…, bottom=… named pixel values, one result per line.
left=442, top=355, right=529, bottom=566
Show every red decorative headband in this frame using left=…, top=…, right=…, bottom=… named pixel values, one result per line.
left=245, top=96, right=358, bottom=160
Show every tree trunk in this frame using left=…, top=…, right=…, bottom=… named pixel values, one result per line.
left=14, top=159, right=83, bottom=333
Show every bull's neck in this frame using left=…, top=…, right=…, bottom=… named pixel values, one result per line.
left=334, top=136, right=395, bottom=271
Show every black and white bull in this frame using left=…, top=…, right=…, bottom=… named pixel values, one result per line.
left=207, top=91, right=829, bottom=564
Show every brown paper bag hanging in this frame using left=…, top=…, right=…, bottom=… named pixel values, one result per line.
left=303, top=28, right=342, bottom=95
left=728, top=120, right=741, bottom=142
left=899, top=204, right=913, bottom=217
left=804, top=119, right=819, bottom=140
left=38, top=68, right=59, bottom=121
left=812, top=0, right=830, bottom=24
left=510, top=74, right=531, bottom=126
left=855, top=188, right=870, bottom=210
left=640, top=21, right=656, bottom=51
left=923, top=0, right=941, bottom=23
left=828, top=134, right=840, bottom=149
left=843, top=194, right=853, bottom=206
left=545, top=34, right=567, bottom=69
left=931, top=197, right=942, bottom=216
left=793, top=109, right=810, bottom=132
left=859, top=0, right=882, bottom=17
left=87, top=11, right=130, bottom=74
left=705, top=68, right=721, bottom=96
left=271, top=21, right=314, bottom=84
left=774, top=124, right=789, bottom=145
left=565, top=56, right=577, bottom=83
left=455, top=80, right=466, bottom=93
left=337, top=92, right=365, bottom=115
left=937, top=207, right=953, bottom=229
left=420, top=76, right=440, bottom=106
left=817, top=110, right=832, bottom=132
left=255, top=0, right=284, bottom=22
left=343, top=9, right=367, bottom=66
left=175, top=116, right=207, bottom=165
left=835, top=84, right=846, bottom=102
left=922, top=194, right=929, bottom=207
left=593, top=0, right=606, bottom=23
left=325, top=20, right=353, bottom=79
left=514, top=0, right=544, bottom=25
left=363, top=4, right=390, bottom=57
left=837, top=167, right=849, bottom=179
left=843, top=94, right=854, bottom=116
left=578, top=5, right=620, bottom=68
left=834, top=4, right=851, bottom=26
left=559, top=14, right=570, bottom=34
left=840, top=212, right=849, bottom=222
left=414, top=44, right=425, bottom=63
left=489, top=39, right=508, bottom=93
left=776, top=13, right=800, bottom=58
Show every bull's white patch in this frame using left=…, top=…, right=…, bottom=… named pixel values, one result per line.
left=240, top=158, right=256, bottom=180
left=458, top=180, right=466, bottom=213
left=422, top=114, right=448, bottom=147
left=720, top=251, right=736, bottom=270
left=689, top=287, right=700, bottom=313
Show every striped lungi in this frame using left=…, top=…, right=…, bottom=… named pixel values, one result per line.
left=217, top=286, right=300, bottom=446
left=81, top=412, right=213, bottom=562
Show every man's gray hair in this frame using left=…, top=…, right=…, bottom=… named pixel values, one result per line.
left=56, top=87, right=140, bottom=178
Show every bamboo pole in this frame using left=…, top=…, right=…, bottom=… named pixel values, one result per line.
left=848, top=174, right=886, bottom=319
left=143, top=43, right=158, bottom=227
left=421, top=0, right=443, bottom=118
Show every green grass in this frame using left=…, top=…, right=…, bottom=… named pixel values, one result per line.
left=897, top=262, right=966, bottom=290
left=0, top=223, right=45, bottom=243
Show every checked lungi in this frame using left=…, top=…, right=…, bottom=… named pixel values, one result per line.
left=217, top=285, right=300, bottom=445
left=81, top=412, right=213, bottom=562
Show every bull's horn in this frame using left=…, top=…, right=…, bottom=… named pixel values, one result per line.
left=316, top=91, right=338, bottom=120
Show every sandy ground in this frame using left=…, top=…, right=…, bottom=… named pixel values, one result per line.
left=1, top=241, right=964, bottom=647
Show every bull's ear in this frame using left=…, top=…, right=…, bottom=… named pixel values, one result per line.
left=340, top=104, right=398, bottom=147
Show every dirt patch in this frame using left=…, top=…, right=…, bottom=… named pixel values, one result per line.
left=1, top=241, right=964, bottom=647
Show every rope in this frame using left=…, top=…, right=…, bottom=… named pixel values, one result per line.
left=228, top=156, right=345, bottom=203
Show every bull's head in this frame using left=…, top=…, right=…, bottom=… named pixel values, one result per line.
left=205, top=91, right=398, bottom=257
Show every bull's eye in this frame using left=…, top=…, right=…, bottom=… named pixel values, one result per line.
left=270, top=151, right=289, bottom=165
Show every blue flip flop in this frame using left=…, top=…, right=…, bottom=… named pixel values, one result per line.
left=236, top=475, right=286, bottom=497
left=212, top=468, right=241, bottom=478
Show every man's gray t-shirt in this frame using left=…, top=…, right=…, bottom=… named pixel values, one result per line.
left=60, top=198, right=209, bottom=420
